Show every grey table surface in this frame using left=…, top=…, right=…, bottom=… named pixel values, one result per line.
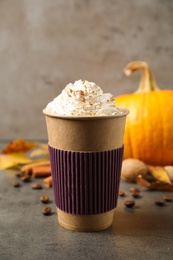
left=0, top=143, right=173, bottom=260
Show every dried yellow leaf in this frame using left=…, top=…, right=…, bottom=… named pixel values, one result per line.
left=148, top=166, right=171, bottom=184
left=29, top=148, right=49, bottom=158
left=136, top=175, right=151, bottom=188
left=164, top=166, right=173, bottom=183
left=0, top=153, right=32, bottom=170
left=35, top=142, right=48, bottom=150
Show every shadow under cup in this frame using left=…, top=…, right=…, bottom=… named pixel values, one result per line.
left=43, top=108, right=129, bottom=232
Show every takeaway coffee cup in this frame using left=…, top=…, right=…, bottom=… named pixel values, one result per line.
left=43, top=108, right=128, bottom=232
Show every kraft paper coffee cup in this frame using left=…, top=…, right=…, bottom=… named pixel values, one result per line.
left=43, top=108, right=129, bottom=232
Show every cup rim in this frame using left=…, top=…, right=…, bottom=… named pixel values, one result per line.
left=43, top=107, right=129, bottom=120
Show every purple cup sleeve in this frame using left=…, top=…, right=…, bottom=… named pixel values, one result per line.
left=48, top=145, right=124, bottom=215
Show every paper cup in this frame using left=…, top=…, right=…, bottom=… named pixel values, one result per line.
left=43, top=108, right=129, bottom=231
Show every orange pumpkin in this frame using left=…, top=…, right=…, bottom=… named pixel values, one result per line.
left=115, top=61, right=173, bottom=166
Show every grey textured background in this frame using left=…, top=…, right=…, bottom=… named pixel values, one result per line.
left=1, top=0, right=173, bottom=140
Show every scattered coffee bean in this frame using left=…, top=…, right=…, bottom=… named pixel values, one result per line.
left=131, top=190, right=140, bottom=198
left=40, top=195, right=50, bottom=204
left=32, top=183, right=43, bottom=189
left=21, top=175, right=31, bottom=182
left=130, top=187, right=140, bottom=193
left=13, top=182, right=21, bottom=188
left=124, top=200, right=135, bottom=208
left=119, top=191, right=125, bottom=197
left=155, top=200, right=164, bottom=207
left=42, top=207, right=52, bottom=216
left=163, top=196, right=172, bottom=202
left=15, top=171, right=24, bottom=178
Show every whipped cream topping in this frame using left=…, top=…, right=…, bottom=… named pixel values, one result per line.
left=45, top=80, right=123, bottom=116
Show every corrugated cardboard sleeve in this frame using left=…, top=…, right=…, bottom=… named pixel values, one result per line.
left=49, top=146, right=123, bottom=215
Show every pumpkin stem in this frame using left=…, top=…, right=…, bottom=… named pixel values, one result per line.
left=124, top=61, right=160, bottom=93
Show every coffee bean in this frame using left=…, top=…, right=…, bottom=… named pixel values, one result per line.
left=32, top=183, right=43, bottom=190
left=163, top=196, right=172, bottom=202
left=15, top=171, right=24, bottom=178
left=130, top=187, right=140, bottom=193
left=40, top=195, right=50, bottom=204
left=21, top=175, right=31, bottom=182
left=155, top=200, right=164, bottom=207
left=13, top=182, right=21, bottom=188
left=124, top=200, right=135, bottom=208
left=119, top=191, right=125, bottom=197
left=42, top=207, right=52, bottom=216
left=131, top=190, right=140, bottom=198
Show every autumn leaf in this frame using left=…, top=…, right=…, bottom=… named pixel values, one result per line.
left=29, top=148, right=49, bottom=158
left=35, top=142, right=48, bottom=150
left=0, top=153, right=32, bottom=170
left=26, top=142, right=49, bottom=159
left=136, top=175, right=173, bottom=192
left=0, top=140, right=49, bottom=171
left=148, top=166, right=172, bottom=184
left=1, top=139, right=36, bottom=154
left=136, top=175, right=151, bottom=188
left=164, top=166, right=173, bottom=183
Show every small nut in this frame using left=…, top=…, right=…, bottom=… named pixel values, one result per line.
left=121, top=159, right=148, bottom=183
